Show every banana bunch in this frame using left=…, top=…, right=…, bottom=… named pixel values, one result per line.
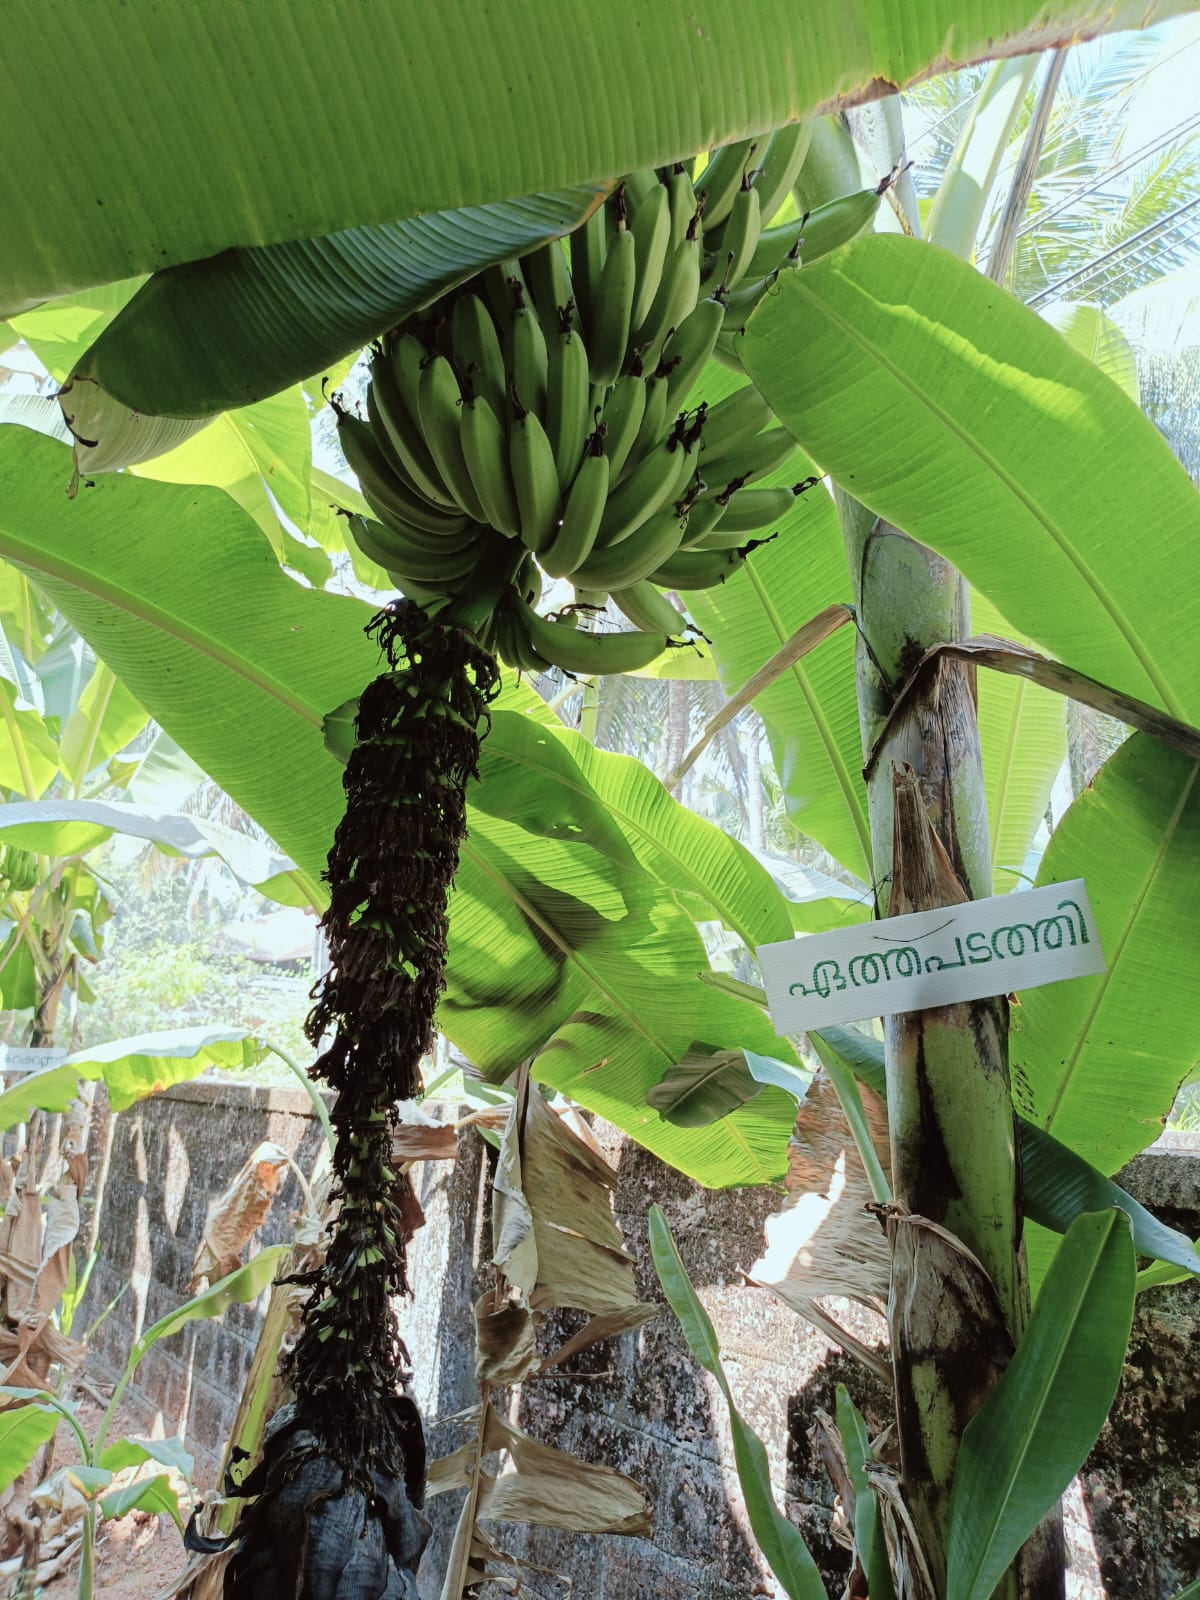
left=334, top=152, right=840, bottom=677
left=0, top=844, right=38, bottom=893
left=692, top=123, right=898, bottom=365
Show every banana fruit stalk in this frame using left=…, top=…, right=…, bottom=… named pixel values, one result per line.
left=333, top=126, right=855, bottom=676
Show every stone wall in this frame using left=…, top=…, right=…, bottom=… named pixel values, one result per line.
left=76, top=1082, right=1200, bottom=1596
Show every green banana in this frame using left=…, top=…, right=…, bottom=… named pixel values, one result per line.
left=715, top=483, right=799, bottom=531
left=742, top=221, right=805, bottom=282
left=0, top=846, right=38, bottom=892
left=570, top=506, right=688, bottom=591
left=451, top=294, right=507, bottom=418
left=377, top=342, right=457, bottom=508
left=752, top=122, right=813, bottom=223
left=337, top=411, right=466, bottom=536
left=697, top=383, right=775, bottom=457
left=521, top=238, right=575, bottom=332
left=546, top=319, right=591, bottom=489
left=508, top=397, right=561, bottom=553
left=496, top=599, right=553, bottom=675
left=629, top=179, right=671, bottom=328
left=715, top=181, right=762, bottom=291
left=793, top=114, right=864, bottom=217
left=480, top=258, right=528, bottom=333
left=599, top=375, right=647, bottom=483
left=570, top=202, right=611, bottom=343
left=630, top=369, right=669, bottom=466
left=540, top=438, right=610, bottom=579
left=516, top=596, right=671, bottom=676
left=799, top=182, right=887, bottom=263
left=417, top=353, right=489, bottom=523
left=648, top=541, right=761, bottom=590
left=677, top=495, right=726, bottom=548
left=666, top=166, right=697, bottom=248
left=460, top=394, right=522, bottom=537
left=596, top=433, right=692, bottom=547
left=345, top=514, right=481, bottom=586
left=695, top=137, right=758, bottom=229
left=510, top=285, right=549, bottom=420
left=623, top=167, right=658, bottom=214
left=635, top=220, right=701, bottom=368
left=662, top=296, right=724, bottom=414
left=611, top=579, right=691, bottom=637
left=588, top=222, right=636, bottom=387
left=516, top=552, right=543, bottom=608
left=697, top=425, right=798, bottom=494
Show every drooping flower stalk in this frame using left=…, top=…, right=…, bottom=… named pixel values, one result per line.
left=225, top=598, right=500, bottom=1600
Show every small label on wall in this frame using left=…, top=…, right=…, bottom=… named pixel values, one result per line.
left=0, top=1046, right=69, bottom=1075
left=756, top=878, right=1106, bottom=1034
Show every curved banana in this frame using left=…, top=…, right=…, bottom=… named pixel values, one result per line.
left=630, top=179, right=671, bottom=329
left=540, top=440, right=610, bottom=579
left=647, top=542, right=760, bottom=590
left=480, top=258, right=528, bottom=335
left=752, top=122, right=813, bottom=223
left=417, top=354, right=489, bottom=522
left=588, top=222, right=636, bottom=388
left=596, top=434, right=693, bottom=547
left=666, top=165, right=697, bottom=248
left=742, top=221, right=804, bottom=282
left=516, top=597, right=672, bottom=676
left=635, top=220, right=701, bottom=369
left=715, top=483, right=799, bottom=532
left=611, top=579, right=691, bottom=637
left=521, top=238, right=575, bottom=333
left=570, top=506, right=688, bottom=591
left=799, top=183, right=887, bottom=264
left=661, top=296, right=725, bottom=413
left=716, top=181, right=762, bottom=292
left=630, top=369, right=669, bottom=467
left=460, top=394, right=522, bottom=537
left=451, top=294, right=507, bottom=418
left=496, top=599, right=553, bottom=675
left=508, top=400, right=561, bottom=553
left=337, top=412, right=467, bottom=538
left=599, top=375, right=647, bottom=483
left=376, top=343, right=458, bottom=509
left=546, top=320, right=591, bottom=489
left=345, top=514, right=482, bottom=586
left=677, top=495, right=726, bottom=548
left=698, top=383, right=775, bottom=458
left=697, top=425, right=798, bottom=495
left=570, top=203, right=611, bottom=344
left=511, top=286, right=549, bottom=420
left=695, top=137, right=758, bottom=230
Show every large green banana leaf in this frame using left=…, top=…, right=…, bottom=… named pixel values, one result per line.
left=68, top=187, right=604, bottom=442
left=740, top=236, right=1200, bottom=722
left=5, top=0, right=1190, bottom=309
left=0, top=426, right=794, bottom=1183
left=1011, top=734, right=1200, bottom=1173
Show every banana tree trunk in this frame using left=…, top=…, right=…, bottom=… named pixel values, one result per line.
left=840, top=494, right=1063, bottom=1596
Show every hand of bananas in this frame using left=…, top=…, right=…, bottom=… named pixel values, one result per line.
left=336, top=124, right=886, bottom=678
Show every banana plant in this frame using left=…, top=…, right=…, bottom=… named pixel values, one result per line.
left=1, top=5, right=1198, bottom=1598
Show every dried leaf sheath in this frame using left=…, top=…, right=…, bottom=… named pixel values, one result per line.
left=225, top=601, right=498, bottom=1598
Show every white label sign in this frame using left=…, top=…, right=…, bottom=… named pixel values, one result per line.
left=757, top=878, right=1105, bottom=1034
left=0, top=1046, right=69, bottom=1076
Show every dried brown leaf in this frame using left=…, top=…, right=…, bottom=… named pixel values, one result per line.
left=493, top=1071, right=640, bottom=1316
left=189, top=1142, right=288, bottom=1293
left=474, top=1292, right=539, bottom=1386
left=391, top=1100, right=458, bottom=1162
left=539, top=1303, right=659, bottom=1372
left=478, top=1411, right=652, bottom=1536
